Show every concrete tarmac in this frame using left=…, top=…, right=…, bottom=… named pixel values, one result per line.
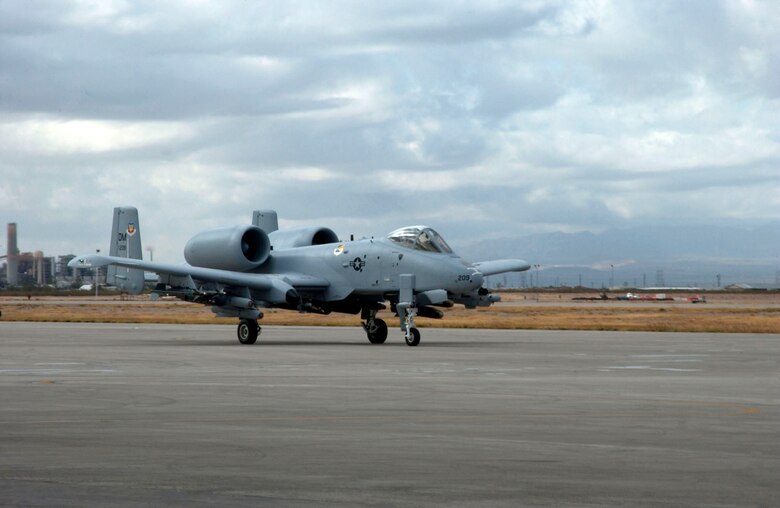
left=1, top=322, right=778, bottom=507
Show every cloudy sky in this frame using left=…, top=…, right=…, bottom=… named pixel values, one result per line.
left=1, top=0, right=778, bottom=262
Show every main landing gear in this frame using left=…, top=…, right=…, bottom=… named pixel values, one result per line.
left=362, top=308, right=388, bottom=344
left=237, top=319, right=261, bottom=345
left=362, top=305, right=420, bottom=346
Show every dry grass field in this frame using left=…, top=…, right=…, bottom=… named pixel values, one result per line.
left=2, top=292, right=779, bottom=333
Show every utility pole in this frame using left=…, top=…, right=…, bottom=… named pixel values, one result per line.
left=95, top=249, right=100, bottom=297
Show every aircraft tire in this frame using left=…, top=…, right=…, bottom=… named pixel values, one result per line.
left=367, top=319, right=388, bottom=344
left=237, top=319, right=259, bottom=345
left=405, top=327, right=421, bottom=347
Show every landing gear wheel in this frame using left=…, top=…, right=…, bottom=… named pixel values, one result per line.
left=405, top=327, right=421, bottom=347
left=237, top=319, right=259, bottom=345
left=366, top=319, right=388, bottom=344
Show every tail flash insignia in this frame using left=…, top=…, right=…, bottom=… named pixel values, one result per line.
left=127, top=223, right=136, bottom=236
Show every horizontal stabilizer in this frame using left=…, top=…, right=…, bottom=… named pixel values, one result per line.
left=473, top=259, right=531, bottom=276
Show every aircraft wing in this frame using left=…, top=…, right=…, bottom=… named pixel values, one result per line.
left=472, top=259, right=531, bottom=276
left=68, top=254, right=330, bottom=291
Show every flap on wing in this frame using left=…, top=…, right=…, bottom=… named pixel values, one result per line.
left=69, top=254, right=275, bottom=291
left=473, top=259, right=531, bottom=276
left=69, top=255, right=330, bottom=291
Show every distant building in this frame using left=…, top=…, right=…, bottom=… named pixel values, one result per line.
left=1, top=221, right=75, bottom=289
left=725, top=283, right=754, bottom=291
left=34, top=251, right=45, bottom=285
left=6, top=223, right=18, bottom=286
left=16, top=252, right=35, bottom=286
left=57, top=254, right=77, bottom=279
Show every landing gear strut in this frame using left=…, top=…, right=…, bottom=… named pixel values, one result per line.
left=398, top=303, right=420, bottom=347
left=362, top=308, right=388, bottom=344
left=237, top=319, right=260, bottom=345
left=397, top=273, right=420, bottom=346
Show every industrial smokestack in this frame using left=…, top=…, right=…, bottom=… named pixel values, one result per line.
left=34, top=250, right=44, bottom=286
left=7, top=223, right=18, bottom=286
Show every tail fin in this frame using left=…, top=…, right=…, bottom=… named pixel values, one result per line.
left=252, top=209, right=279, bottom=234
left=107, top=206, right=145, bottom=294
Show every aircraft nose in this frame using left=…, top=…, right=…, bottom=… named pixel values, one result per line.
left=470, top=269, right=484, bottom=288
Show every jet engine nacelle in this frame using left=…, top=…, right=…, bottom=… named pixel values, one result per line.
left=268, top=227, right=339, bottom=250
left=184, top=225, right=271, bottom=271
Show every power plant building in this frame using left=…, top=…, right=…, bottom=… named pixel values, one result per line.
left=3, top=222, right=82, bottom=288
left=6, top=223, right=19, bottom=286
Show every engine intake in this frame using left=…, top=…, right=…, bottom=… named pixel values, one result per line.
left=184, top=225, right=271, bottom=271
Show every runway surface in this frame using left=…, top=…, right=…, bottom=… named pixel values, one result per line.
left=1, top=322, right=778, bottom=506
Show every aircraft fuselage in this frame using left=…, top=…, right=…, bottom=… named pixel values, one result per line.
left=262, top=237, right=483, bottom=302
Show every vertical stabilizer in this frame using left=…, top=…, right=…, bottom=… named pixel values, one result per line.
left=252, top=210, right=279, bottom=234
left=108, top=206, right=145, bottom=294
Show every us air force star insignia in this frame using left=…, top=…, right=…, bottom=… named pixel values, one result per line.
left=350, top=257, right=366, bottom=272
left=127, top=223, right=136, bottom=236
left=333, top=244, right=345, bottom=256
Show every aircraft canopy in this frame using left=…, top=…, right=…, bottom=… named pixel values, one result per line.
left=387, top=226, right=454, bottom=254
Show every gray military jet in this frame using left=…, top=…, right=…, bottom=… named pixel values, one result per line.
left=70, top=207, right=530, bottom=346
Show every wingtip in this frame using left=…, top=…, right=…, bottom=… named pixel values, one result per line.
left=67, top=254, right=111, bottom=268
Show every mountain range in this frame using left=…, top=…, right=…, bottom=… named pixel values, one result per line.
left=459, top=223, right=780, bottom=289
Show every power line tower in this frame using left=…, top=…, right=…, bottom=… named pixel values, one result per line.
left=655, top=269, right=665, bottom=287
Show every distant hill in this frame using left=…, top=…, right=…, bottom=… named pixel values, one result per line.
left=458, top=223, right=780, bottom=288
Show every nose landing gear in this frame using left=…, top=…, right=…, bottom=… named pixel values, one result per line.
left=405, top=326, right=420, bottom=347
left=397, top=302, right=420, bottom=347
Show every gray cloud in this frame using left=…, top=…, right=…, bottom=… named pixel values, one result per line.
left=0, top=0, right=778, bottom=263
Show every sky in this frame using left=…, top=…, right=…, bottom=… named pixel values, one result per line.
left=1, top=0, right=778, bottom=263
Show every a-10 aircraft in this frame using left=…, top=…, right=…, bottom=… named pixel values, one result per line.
left=70, top=207, right=530, bottom=346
